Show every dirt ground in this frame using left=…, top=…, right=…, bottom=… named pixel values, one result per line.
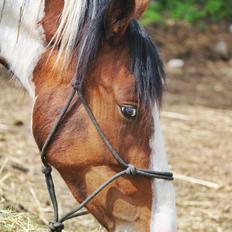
left=0, top=24, right=231, bottom=232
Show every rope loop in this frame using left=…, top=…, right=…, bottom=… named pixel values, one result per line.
left=41, top=165, right=52, bottom=175
left=126, top=164, right=137, bottom=176
left=49, top=221, right=64, bottom=232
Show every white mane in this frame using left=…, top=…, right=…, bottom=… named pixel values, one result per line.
left=51, top=0, right=87, bottom=65
left=0, top=0, right=88, bottom=95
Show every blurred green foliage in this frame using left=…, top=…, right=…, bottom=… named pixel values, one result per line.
left=142, top=0, right=232, bottom=25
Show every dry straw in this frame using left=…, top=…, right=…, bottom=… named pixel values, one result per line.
left=0, top=198, right=46, bottom=232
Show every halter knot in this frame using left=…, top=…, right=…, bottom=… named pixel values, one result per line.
left=72, top=81, right=81, bottom=91
left=41, top=165, right=52, bottom=175
left=49, top=221, right=64, bottom=232
left=126, top=164, right=137, bottom=176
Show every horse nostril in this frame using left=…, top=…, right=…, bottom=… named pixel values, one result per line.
left=111, top=198, right=140, bottom=223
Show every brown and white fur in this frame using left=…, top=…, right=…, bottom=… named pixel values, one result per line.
left=0, top=0, right=176, bottom=231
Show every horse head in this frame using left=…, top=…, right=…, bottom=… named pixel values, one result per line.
left=0, top=0, right=176, bottom=231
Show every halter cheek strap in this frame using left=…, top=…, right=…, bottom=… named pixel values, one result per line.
left=40, top=81, right=173, bottom=232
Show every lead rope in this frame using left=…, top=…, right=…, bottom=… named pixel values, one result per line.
left=40, top=82, right=173, bottom=232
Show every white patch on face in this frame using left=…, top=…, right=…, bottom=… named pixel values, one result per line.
left=150, top=105, right=177, bottom=232
left=0, top=0, right=45, bottom=98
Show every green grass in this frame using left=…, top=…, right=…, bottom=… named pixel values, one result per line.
left=142, top=0, right=232, bottom=26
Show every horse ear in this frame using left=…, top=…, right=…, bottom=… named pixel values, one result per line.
left=104, top=0, right=148, bottom=43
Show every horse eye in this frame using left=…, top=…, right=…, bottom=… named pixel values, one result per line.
left=120, top=105, right=137, bottom=120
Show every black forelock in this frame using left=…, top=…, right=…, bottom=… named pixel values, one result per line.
left=127, top=20, right=165, bottom=107
left=75, top=0, right=165, bottom=108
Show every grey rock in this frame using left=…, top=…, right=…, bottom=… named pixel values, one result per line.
left=167, top=59, right=184, bottom=69
left=229, top=24, right=232, bottom=33
left=214, top=41, right=228, bottom=58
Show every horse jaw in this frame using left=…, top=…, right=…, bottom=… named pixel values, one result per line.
left=149, top=106, right=177, bottom=232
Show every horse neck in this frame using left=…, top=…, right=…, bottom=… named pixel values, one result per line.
left=0, top=1, right=45, bottom=97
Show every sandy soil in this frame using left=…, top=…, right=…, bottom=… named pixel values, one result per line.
left=0, top=25, right=231, bottom=232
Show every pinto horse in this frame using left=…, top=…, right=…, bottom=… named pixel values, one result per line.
left=0, top=0, right=176, bottom=231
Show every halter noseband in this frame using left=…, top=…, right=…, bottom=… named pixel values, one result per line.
left=40, top=80, right=173, bottom=232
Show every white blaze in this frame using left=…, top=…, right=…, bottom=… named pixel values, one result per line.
left=150, top=106, right=177, bottom=232
left=0, top=0, right=45, bottom=97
